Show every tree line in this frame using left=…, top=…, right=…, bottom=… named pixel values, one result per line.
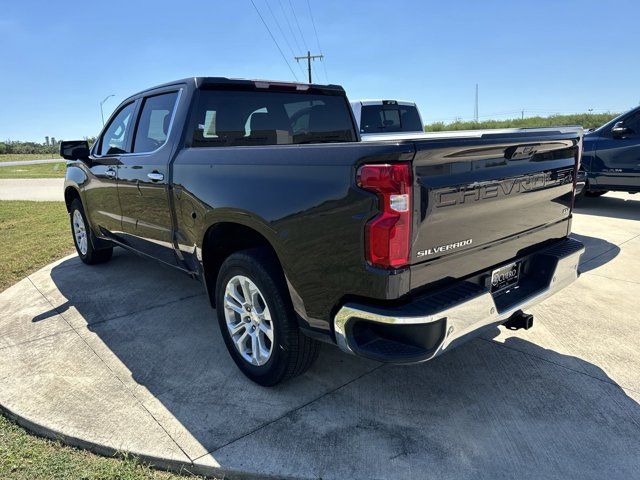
left=424, top=112, right=618, bottom=132
left=0, top=138, right=97, bottom=155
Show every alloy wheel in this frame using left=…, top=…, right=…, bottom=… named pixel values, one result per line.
left=223, top=275, right=274, bottom=366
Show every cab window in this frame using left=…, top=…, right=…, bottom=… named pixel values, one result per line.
left=133, top=92, right=179, bottom=153
left=191, top=90, right=355, bottom=147
left=99, top=102, right=135, bottom=155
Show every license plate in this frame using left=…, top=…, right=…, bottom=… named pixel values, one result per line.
left=491, top=261, right=520, bottom=293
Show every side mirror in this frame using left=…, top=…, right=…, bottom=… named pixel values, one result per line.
left=60, top=140, right=90, bottom=160
left=611, top=121, right=631, bottom=138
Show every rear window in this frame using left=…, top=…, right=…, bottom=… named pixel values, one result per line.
left=192, top=90, right=356, bottom=147
left=360, top=104, right=423, bottom=134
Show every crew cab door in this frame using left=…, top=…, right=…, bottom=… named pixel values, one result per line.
left=594, top=110, right=640, bottom=187
left=85, top=101, right=136, bottom=237
left=116, top=90, right=181, bottom=266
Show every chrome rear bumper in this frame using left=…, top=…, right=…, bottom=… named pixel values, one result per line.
left=334, top=238, right=584, bottom=363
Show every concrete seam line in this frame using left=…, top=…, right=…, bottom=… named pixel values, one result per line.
left=25, top=276, right=194, bottom=462
left=482, top=337, right=640, bottom=395
left=196, top=362, right=385, bottom=460
left=0, top=402, right=295, bottom=480
left=0, top=328, right=76, bottom=352
left=592, top=376, right=640, bottom=432
left=579, top=232, right=640, bottom=271
left=80, top=292, right=206, bottom=330
left=578, top=245, right=621, bottom=270
left=581, top=272, right=640, bottom=285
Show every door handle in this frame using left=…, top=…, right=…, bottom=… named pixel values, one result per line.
left=105, top=168, right=116, bottom=178
left=147, top=172, right=164, bottom=182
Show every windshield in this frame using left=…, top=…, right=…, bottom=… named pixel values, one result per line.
left=360, top=104, right=423, bottom=134
left=192, top=89, right=356, bottom=147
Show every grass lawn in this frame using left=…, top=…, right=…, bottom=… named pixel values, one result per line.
left=0, top=162, right=67, bottom=179
left=0, top=201, right=203, bottom=479
left=0, top=154, right=61, bottom=162
left=0, top=201, right=73, bottom=292
left=0, top=415, right=199, bottom=480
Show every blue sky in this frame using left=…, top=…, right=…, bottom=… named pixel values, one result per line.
left=1, top=0, right=639, bottom=141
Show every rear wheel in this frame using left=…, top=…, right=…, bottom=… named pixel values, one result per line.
left=69, top=199, right=113, bottom=264
left=215, top=248, right=320, bottom=386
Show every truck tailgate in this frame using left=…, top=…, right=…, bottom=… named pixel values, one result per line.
left=409, top=129, right=581, bottom=285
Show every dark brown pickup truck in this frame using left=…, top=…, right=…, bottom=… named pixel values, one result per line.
left=61, top=77, right=584, bottom=385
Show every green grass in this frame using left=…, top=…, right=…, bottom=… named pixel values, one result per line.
left=0, top=154, right=61, bottom=163
left=0, top=201, right=205, bottom=478
left=0, top=201, right=73, bottom=292
left=0, top=415, right=200, bottom=480
left=0, top=163, right=67, bottom=179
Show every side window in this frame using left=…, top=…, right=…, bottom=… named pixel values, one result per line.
left=133, top=92, right=179, bottom=153
left=100, top=103, right=135, bottom=156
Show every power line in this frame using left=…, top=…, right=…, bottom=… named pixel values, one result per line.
left=264, top=0, right=306, bottom=77
left=306, top=0, right=328, bottom=83
left=288, top=0, right=309, bottom=51
left=278, top=0, right=303, bottom=54
left=249, top=0, right=299, bottom=81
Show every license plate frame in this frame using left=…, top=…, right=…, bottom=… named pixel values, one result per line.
left=490, top=261, right=521, bottom=294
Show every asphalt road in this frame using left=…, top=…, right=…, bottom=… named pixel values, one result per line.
left=0, top=158, right=62, bottom=167
left=0, top=178, right=65, bottom=201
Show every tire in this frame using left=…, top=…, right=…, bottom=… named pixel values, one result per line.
left=584, top=190, right=608, bottom=197
left=69, top=199, right=113, bottom=265
left=215, top=248, right=320, bottom=386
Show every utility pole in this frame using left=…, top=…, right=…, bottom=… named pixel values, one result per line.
left=521, top=110, right=524, bottom=119
left=294, top=51, right=324, bottom=83
left=474, top=84, right=478, bottom=122
left=100, top=94, right=115, bottom=126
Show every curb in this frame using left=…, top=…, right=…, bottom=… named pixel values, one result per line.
left=0, top=402, right=302, bottom=480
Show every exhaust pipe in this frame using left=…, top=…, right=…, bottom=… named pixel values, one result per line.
left=503, top=311, right=534, bottom=330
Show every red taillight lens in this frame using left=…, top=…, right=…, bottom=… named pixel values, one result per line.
left=357, top=163, right=412, bottom=269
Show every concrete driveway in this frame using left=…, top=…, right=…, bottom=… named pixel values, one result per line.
left=0, top=178, right=64, bottom=201
left=0, top=192, right=638, bottom=479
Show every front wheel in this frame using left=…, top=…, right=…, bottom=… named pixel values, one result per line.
left=215, top=248, right=319, bottom=386
left=69, top=199, right=113, bottom=265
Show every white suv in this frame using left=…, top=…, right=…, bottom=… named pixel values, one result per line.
left=350, top=100, right=424, bottom=138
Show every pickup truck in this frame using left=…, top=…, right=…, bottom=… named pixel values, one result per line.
left=61, top=77, right=585, bottom=386
left=350, top=99, right=424, bottom=137
left=580, top=105, right=640, bottom=196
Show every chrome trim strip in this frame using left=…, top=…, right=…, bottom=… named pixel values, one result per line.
left=334, top=245, right=584, bottom=361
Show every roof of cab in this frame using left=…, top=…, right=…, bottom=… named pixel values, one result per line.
left=350, top=99, right=418, bottom=106
left=127, top=77, right=345, bottom=100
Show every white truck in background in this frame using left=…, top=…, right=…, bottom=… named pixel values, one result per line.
left=350, top=99, right=424, bottom=138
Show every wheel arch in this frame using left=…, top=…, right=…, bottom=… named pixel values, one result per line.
left=64, top=185, right=81, bottom=213
left=201, top=221, right=285, bottom=308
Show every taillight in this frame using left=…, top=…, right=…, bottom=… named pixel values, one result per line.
left=357, top=163, right=412, bottom=269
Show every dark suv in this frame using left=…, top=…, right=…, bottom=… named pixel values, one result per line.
left=580, top=106, right=640, bottom=196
